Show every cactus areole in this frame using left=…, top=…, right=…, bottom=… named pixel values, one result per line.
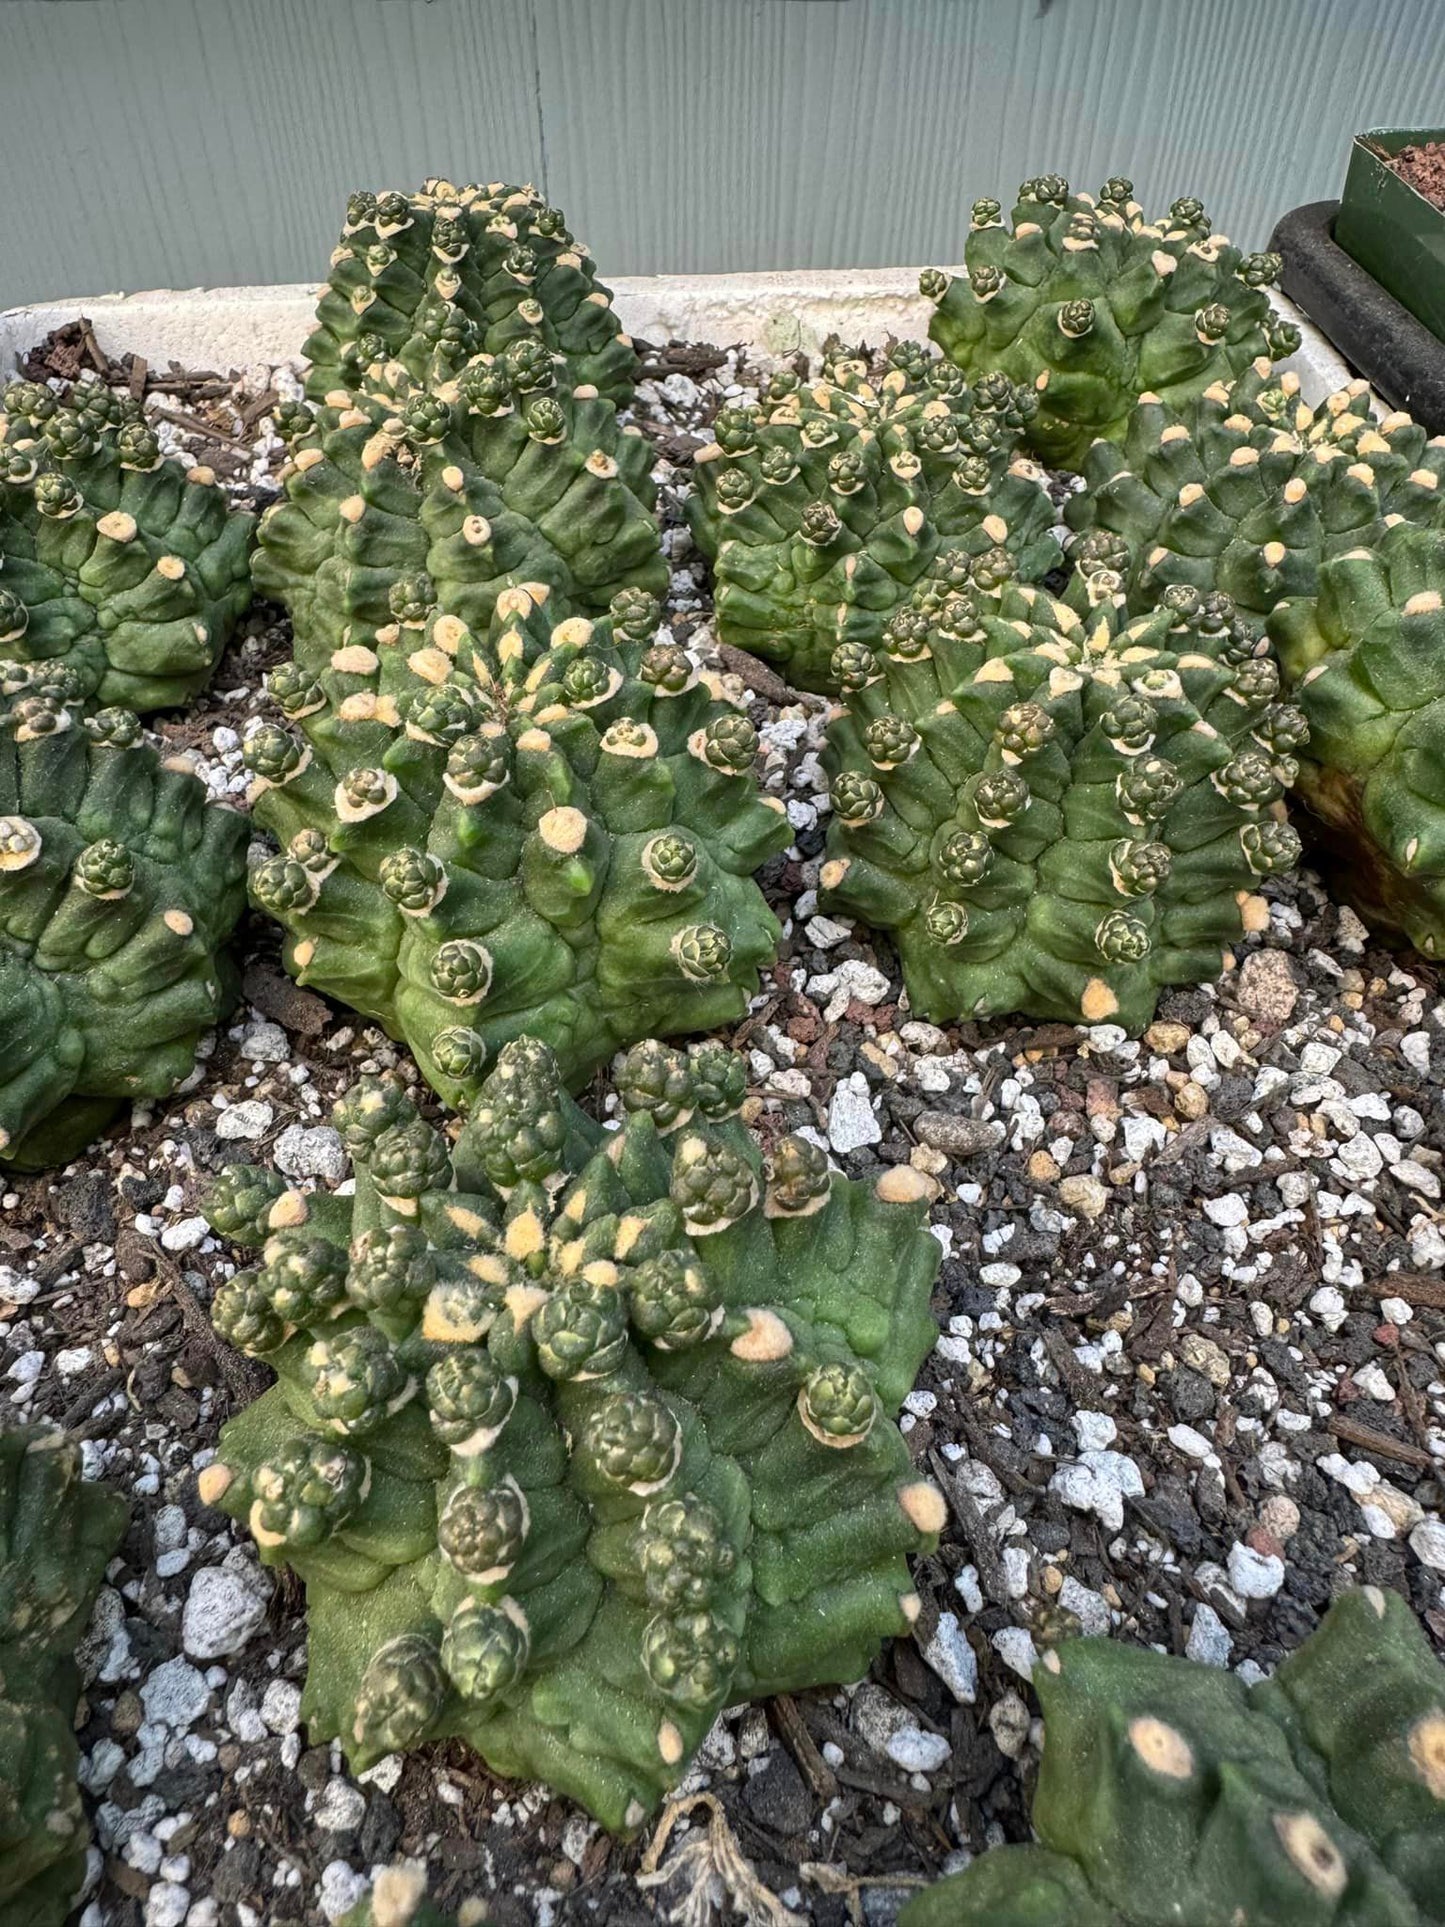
left=200, top=1036, right=944, bottom=1829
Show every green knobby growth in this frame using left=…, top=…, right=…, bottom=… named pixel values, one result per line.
left=1066, top=365, right=1445, bottom=620
left=244, top=575, right=787, bottom=1102
left=0, top=379, right=253, bottom=710
left=305, top=179, right=637, bottom=407
left=900, top=1586, right=1445, bottom=1927
left=200, top=1035, right=944, bottom=1830
left=253, top=345, right=667, bottom=660
left=0, top=677, right=247, bottom=1166
left=685, top=342, right=1058, bottom=692
left=922, top=175, right=1301, bottom=472
left=820, top=565, right=1305, bottom=1031
left=340, top=1863, right=486, bottom=1927
left=1272, top=522, right=1445, bottom=958
left=0, top=1425, right=127, bottom=1927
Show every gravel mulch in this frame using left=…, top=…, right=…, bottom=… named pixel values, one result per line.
left=3, top=324, right=1442, bottom=1927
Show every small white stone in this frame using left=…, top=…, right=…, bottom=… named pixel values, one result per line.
left=239, top=1020, right=289, bottom=1063
left=182, top=1563, right=270, bottom=1660
left=145, top=1883, right=190, bottom=1927
left=827, top=1074, right=881, bottom=1153
left=1352, top=1361, right=1396, bottom=1403
left=922, top=1611, right=977, bottom=1703
left=260, top=1678, right=302, bottom=1735
left=1408, top=1218, right=1445, bottom=1269
left=991, top=1626, right=1039, bottom=1681
left=1410, top=1518, right=1445, bottom=1572
left=1227, top=1542, right=1285, bottom=1600
left=55, top=1345, right=95, bottom=1377
left=884, top=1724, right=952, bottom=1773
left=1072, top=1410, right=1117, bottom=1452
left=273, top=1124, right=347, bottom=1183
left=216, top=1100, right=274, bottom=1142
left=1168, top=1423, right=1216, bottom=1461
left=1394, top=1160, right=1441, bottom=1199
left=318, top=1862, right=370, bottom=1924
left=160, top=1216, right=211, bottom=1254
left=313, top=1776, right=366, bottom=1832
left=805, top=915, right=851, bottom=950
left=1057, top=1576, right=1111, bottom=1636
left=1186, top=1602, right=1234, bottom=1667
left=1204, top=1193, right=1249, bottom=1227
left=1401, top=1031, right=1431, bottom=1073
left=140, top=1657, right=210, bottom=1731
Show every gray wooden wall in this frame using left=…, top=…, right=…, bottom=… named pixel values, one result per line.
left=3, top=0, right=1444, bottom=308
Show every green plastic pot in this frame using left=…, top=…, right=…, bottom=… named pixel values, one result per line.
left=1335, top=128, right=1445, bottom=343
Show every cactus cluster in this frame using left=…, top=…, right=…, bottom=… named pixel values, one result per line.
left=0, top=673, right=247, bottom=1167
left=0, top=1426, right=127, bottom=1927
left=819, top=563, right=1305, bottom=1032
left=304, top=180, right=637, bottom=408
left=198, top=1034, right=944, bottom=1830
left=1271, top=523, right=1445, bottom=959
left=922, top=176, right=1300, bottom=472
left=1066, top=363, right=1445, bottom=620
left=686, top=343, right=1059, bottom=691
left=900, top=1586, right=1445, bottom=1926
left=0, top=379, right=253, bottom=711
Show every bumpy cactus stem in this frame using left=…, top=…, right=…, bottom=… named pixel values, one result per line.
left=900, top=1587, right=1445, bottom=1927
left=199, top=1036, right=944, bottom=1830
left=820, top=559, right=1304, bottom=1031
left=304, top=180, right=637, bottom=407
left=922, top=177, right=1301, bottom=472
left=1066, top=365, right=1445, bottom=619
left=1271, top=524, right=1445, bottom=960
left=0, top=379, right=253, bottom=711
left=0, top=1426, right=127, bottom=1927
left=686, top=342, right=1058, bottom=693
left=0, top=675, right=247, bottom=1166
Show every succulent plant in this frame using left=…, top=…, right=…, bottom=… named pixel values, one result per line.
left=900, top=1586, right=1445, bottom=1926
left=304, top=180, right=636, bottom=407
left=686, top=342, right=1059, bottom=692
left=819, top=562, right=1305, bottom=1031
left=922, top=176, right=1301, bottom=472
left=0, top=676, right=247, bottom=1167
left=199, top=1035, right=944, bottom=1830
left=243, top=562, right=787, bottom=1103
left=0, top=1425, right=127, bottom=1927
left=340, top=1863, right=485, bottom=1927
left=1271, top=522, right=1445, bottom=958
left=0, top=378, right=253, bottom=711
left=1066, top=364, right=1445, bottom=621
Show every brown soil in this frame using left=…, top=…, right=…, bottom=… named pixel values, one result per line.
left=1385, top=140, right=1445, bottom=213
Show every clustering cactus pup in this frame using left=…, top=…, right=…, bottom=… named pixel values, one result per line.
left=304, top=180, right=637, bottom=407
left=686, top=342, right=1059, bottom=692
left=1067, top=363, right=1445, bottom=619
left=199, top=1036, right=944, bottom=1830
left=244, top=577, right=787, bottom=1102
left=820, top=563, right=1305, bottom=1032
left=0, top=675, right=247, bottom=1167
left=0, top=1426, right=127, bottom=1927
left=253, top=343, right=667, bottom=660
left=0, top=378, right=253, bottom=711
left=1271, top=524, right=1445, bottom=960
left=922, top=175, right=1301, bottom=471
left=900, top=1587, right=1445, bottom=1927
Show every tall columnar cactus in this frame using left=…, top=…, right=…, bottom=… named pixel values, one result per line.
left=0, top=1426, right=127, bottom=1927
left=244, top=570, right=787, bottom=1102
left=819, top=565, right=1304, bottom=1031
left=1066, top=364, right=1445, bottom=620
left=686, top=344, right=1059, bottom=692
left=1271, top=523, right=1445, bottom=958
left=0, top=380, right=253, bottom=711
left=304, top=180, right=637, bottom=407
left=198, top=1036, right=944, bottom=1831
left=0, top=674, right=247, bottom=1167
left=900, top=1587, right=1445, bottom=1926
left=922, top=175, right=1301, bottom=472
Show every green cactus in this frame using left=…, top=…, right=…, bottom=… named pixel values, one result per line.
left=685, top=342, right=1059, bottom=692
left=199, top=1035, right=944, bottom=1831
left=0, top=677, right=247, bottom=1166
left=0, top=1426, right=128, bottom=1927
left=0, top=379, right=253, bottom=711
left=922, top=176, right=1300, bottom=472
left=1066, top=366, right=1445, bottom=620
left=243, top=568, right=787, bottom=1104
left=1270, top=523, right=1445, bottom=958
left=304, top=180, right=637, bottom=407
left=819, top=563, right=1304, bottom=1032
left=900, top=1587, right=1445, bottom=1927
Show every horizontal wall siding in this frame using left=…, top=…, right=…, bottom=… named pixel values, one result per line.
left=2, top=0, right=1445, bottom=307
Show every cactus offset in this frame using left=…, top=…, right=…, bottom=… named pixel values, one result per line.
left=1067, top=365, right=1445, bottom=619
left=199, top=1035, right=943, bottom=1830
left=305, top=181, right=636, bottom=407
left=901, top=1587, right=1445, bottom=1927
left=1271, top=523, right=1445, bottom=957
left=0, top=379, right=253, bottom=711
left=686, top=343, right=1059, bottom=692
left=820, top=564, right=1304, bottom=1031
left=0, top=676, right=246, bottom=1167
left=0, top=1426, right=127, bottom=1927
left=922, top=176, right=1300, bottom=472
